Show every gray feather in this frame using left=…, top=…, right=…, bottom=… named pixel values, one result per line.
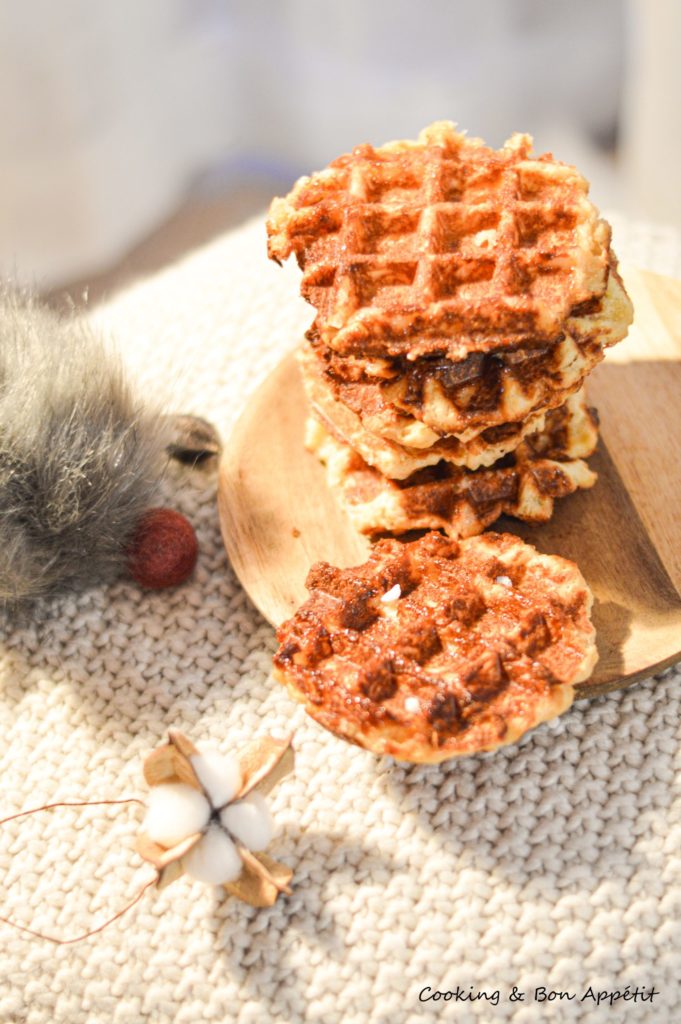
left=0, top=288, right=167, bottom=616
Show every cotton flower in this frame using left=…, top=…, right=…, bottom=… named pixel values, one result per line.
left=191, top=748, right=242, bottom=808
left=183, top=824, right=243, bottom=885
left=144, top=783, right=211, bottom=848
left=136, top=730, right=294, bottom=906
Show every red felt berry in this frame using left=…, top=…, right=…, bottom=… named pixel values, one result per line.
left=127, top=508, right=198, bottom=589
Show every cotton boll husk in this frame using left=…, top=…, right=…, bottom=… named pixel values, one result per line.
left=220, top=793, right=273, bottom=852
left=144, top=783, right=210, bottom=847
left=190, top=749, right=241, bottom=809
left=183, top=824, right=243, bottom=885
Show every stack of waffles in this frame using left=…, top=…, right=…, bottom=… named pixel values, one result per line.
left=267, top=122, right=633, bottom=539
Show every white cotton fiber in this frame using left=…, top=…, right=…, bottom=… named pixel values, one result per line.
left=183, top=824, right=243, bottom=885
left=144, top=783, right=211, bottom=847
left=190, top=749, right=242, bottom=808
left=220, top=793, right=273, bottom=852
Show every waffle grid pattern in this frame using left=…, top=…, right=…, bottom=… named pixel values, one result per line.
left=270, top=124, right=610, bottom=356
left=311, top=256, right=631, bottom=442
left=0, top=214, right=679, bottom=1023
left=306, top=390, right=598, bottom=539
left=273, top=531, right=596, bottom=763
left=317, top=334, right=602, bottom=442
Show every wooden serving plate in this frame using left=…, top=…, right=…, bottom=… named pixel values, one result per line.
left=218, top=266, right=681, bottom=699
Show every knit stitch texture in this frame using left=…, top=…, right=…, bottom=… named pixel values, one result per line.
left=0, top=213, right=679, bottom=1024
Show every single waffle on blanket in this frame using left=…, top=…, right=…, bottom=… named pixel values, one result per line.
left=272, top=532, right=597, bottom=763
left=299, top=344, right=547, bottom=477
left=267, top=121, right=615, bottom=361
left=309, top=265, right=631, bottom=440
left=306, top=389, right=598, bottom=538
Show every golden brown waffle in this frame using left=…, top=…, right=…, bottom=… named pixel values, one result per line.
left=313, top=334, right=599, bottom=445
left=267, top=121, right=614, bottom=360
left=310, top=265, right=632, bottom=440
left=299, top=344, right=547, bottom=477
left=272, top=532, right=597, bottom=762
left=306, top=389, right=598, bottom=538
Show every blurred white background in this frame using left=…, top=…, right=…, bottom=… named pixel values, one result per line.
left=0, top=0, right=678, bottom=289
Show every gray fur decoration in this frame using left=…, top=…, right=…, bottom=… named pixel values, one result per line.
left=0, top=288, right=169, bottom=617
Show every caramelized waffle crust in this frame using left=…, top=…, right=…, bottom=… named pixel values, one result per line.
left=267, top=121, right=618, bottom=360
left=309, top=265, right=631, bottom=441
left=299, top=344, right=547, bottom=477
left=307, top=389, right=598, bottom=538
left=273, top=532, right=597, bottom=763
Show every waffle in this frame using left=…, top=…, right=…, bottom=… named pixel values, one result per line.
left=306, top=389, right=598, bottom=538
left=313, top=334, right=599, bottom=446
left=300, top=344, right=547, bottom=478
left=310, top=264, right=632, bottom=441
left=267, top=121, right=614, bottom=361
left=272, top=532, right=597, bottom=763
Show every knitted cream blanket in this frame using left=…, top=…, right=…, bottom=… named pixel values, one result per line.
left=1, top=214, right=679, bottom=1024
